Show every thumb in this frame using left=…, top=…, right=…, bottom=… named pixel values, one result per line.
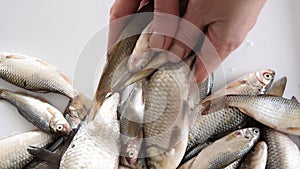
left=149, top=0, right=180, bottom=50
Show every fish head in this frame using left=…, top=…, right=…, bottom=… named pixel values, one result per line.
left=122, top=137, right=143, bottom=165
left=239, top=127, right=260, bottom=143
left=254, top=69, right=275, bottom=92
left=51, top=114, right=71, bottom=135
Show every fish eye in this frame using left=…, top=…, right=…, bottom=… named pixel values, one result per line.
left=253, top=129, right=259, bottom=134
left=56, top=124, right=63, bottom=131
left=127, top=150, right=135, bottom=158
left=263, top=73, right=272, bottom=80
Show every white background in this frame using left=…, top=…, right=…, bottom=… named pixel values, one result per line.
left=0, top=0, right=299, bottom=144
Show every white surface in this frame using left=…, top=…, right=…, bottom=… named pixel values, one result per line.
left=0, top=0, right=299, bottom=142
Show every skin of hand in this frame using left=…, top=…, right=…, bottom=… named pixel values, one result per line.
left=109, top=0, right=267, bottom=83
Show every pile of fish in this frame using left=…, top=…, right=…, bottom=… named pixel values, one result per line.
left=1, top=1, right=300, bottom=169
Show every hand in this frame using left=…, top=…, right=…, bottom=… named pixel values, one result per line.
left=109, top=0, right=267, bottom=83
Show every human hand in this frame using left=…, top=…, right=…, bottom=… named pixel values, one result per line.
left=109, top=0, right=267, bottom=83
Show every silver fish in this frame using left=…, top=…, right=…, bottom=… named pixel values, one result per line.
left=143, top=56, right=196, bottom=169
left=0, top=52, right=77, bottom=99
left=262, top=127, right=300, bottom=169
left=0, top=89, right=70, bottom=135
left=184, top=128, right=260, bottom=169
left=0, top=130, right=55, bottom=169
left=217, top=95, right=300, bottom=135
left=239, top=141, right=268, bottom=169
left=59, top=93, right=120, bottom=169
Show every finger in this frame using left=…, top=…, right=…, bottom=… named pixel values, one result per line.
left=149, top=0, right=180, bottom=50
left=167, top=0, right=207, bottom=62
left=108, top=0, right=142, bottom=49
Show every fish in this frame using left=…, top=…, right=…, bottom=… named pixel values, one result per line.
left=119, top=82, right=145, bottom=168
left=239, top=141, right=268, bottom=169
left=0, top=89, right=71, bottom=135
left=261, top=127, right=300, bottom=169
left=143, top=56, right=196, bottom=169
left=59, top=93, right=121, bottom=169
left=266, top=76, right=287, bottom=96
left=201, top=69, right=275, bottom=103
left=182, top=128, right=260, bottom=169
left=0, top=52, right=77, bottom=99
left=93, top=2, right=155, bottom=109
left=0, top=130, right=55, bottom=169
left=209, top=94, right=300, bottom=135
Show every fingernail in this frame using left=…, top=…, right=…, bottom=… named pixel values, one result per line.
left=150, top=32, right=165, bottom=49
left=168, top=43, right=186, bottom=63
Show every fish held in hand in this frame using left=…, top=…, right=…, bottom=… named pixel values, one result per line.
left=0, top=52, right=78, bottom=99
left=143, top=56, right=196, bottom=169
left=0, top=89, right=71, bottom=135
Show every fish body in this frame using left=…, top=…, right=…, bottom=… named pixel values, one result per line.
left=59, top=93, right=121, bottom=169
left=143, top=57, right=196, bottom=169
left=223, top=95, right=300, bottom=135
left=239, top=141, right=268, bottom=169
left=0, top=89, right=70, bottom=134
left=0, top=131, right=55, bottom=169
left=186, top=128, right=260, bottom=169
left=0, top=52, right=77, bottom=98
left=94, top=7, right=154, bottom=109
left=262, top=128, right=300, bottom=169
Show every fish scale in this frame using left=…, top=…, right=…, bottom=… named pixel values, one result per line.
left=225, top=95, right=300, bottom=135
left=261, top=127, right=300, bottom=169
left=0, top=131, right=55, bottom=169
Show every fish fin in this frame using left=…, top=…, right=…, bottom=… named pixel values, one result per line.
left=287, top=127, right=300, bottom=133
left=267, top=76, right=287, bottom=96
left=200, top=96, right=228, bottom=110
left=291, top=96, right=299, bottom=103
left=27, top=146, right=60, bottom=168
left=6, top=54, right=25, bottom=59
left=226, top=80, right=247, bottom=90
